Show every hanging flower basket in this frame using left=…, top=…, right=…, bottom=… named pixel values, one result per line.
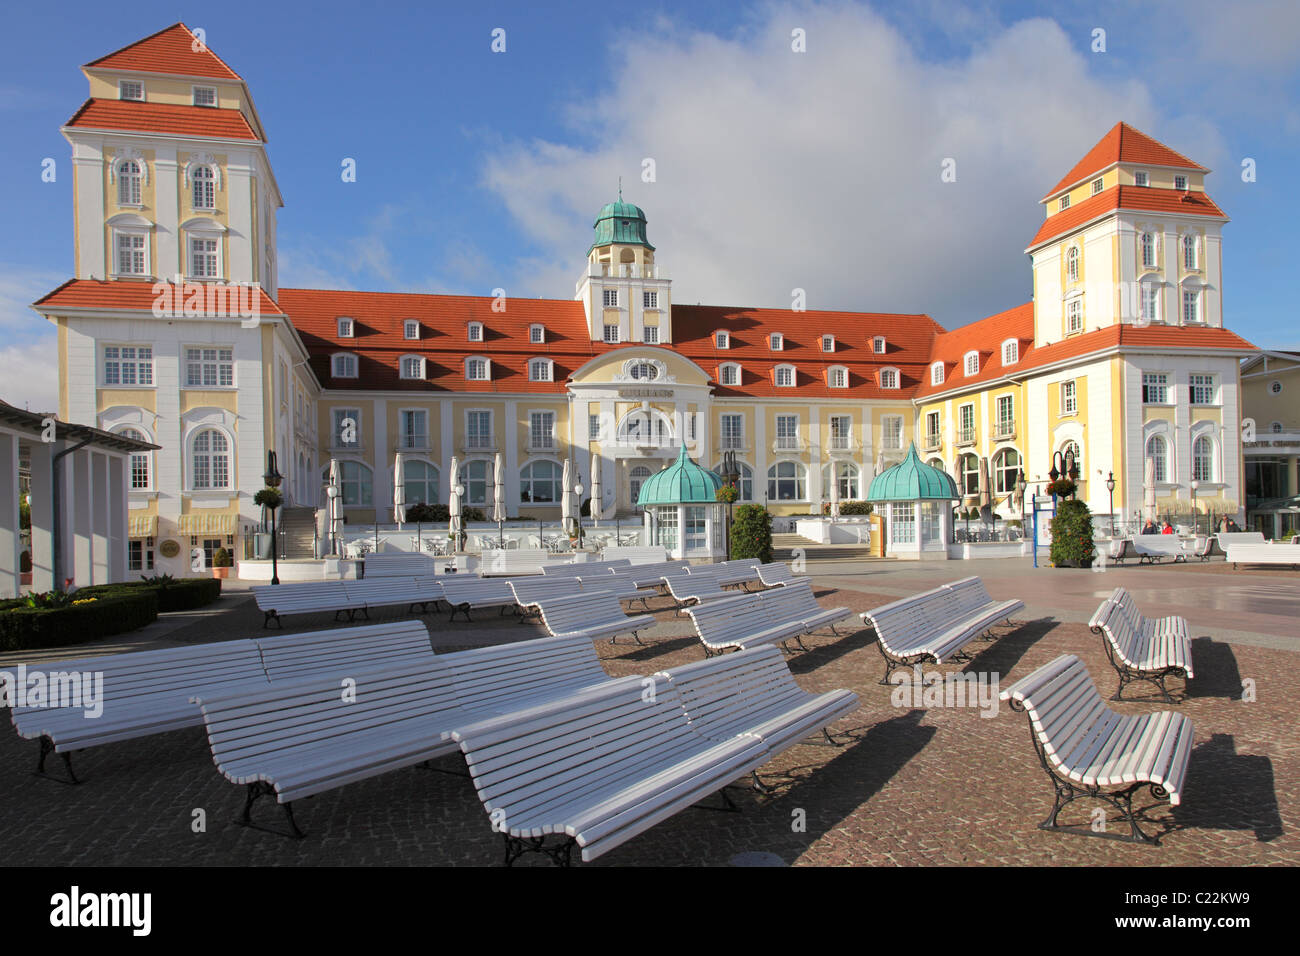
left=1045, top=478, right=1076, bottom=499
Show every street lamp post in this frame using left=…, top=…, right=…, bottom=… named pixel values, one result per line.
left=720, top=450, right=740, bottom=561
left=454, top=483, right=465, bottom=552
left=1105, top=471, right=1116, bottom=537
left=573, top=482, right=584, bottom=548
left=263, top=450, right=283, bottom=586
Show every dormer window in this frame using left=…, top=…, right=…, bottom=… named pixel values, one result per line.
left=403, top=320, right=420, bottom=340
left=467, top=322, right=483, bottom=342
left=1059, top=194, right=1070, bottom=211
left=1175, top=175, right=1188, bottom=191
left=119, top=80, right=143, bottom=101
left=719, top=363, right=741, bottom=386
left=879, top=367, right=899, bottom=390
left=399, top=355, right=425, bottom=380
left=337, top=317, right=354, bottom=338
left=1002, top=339, right=1019, bottom=365
left=827, top=366, right=848, bottom=388
left=930, top=362, right=944, bottom=386
left=528, top=358, right=553, bottom=382
left=964, top=351, right=979, bottom=377
left=769, top=333, right=783, bottom=351
left=466, top=357, right=490, bottom=381
left=821, top=335, right=835, bottom=353
left=529, top=324, right=545, bottom=344
left=1091, top=177, right=1104, bottom=195
left=873, top=336, right=886, bottom=354
left=775, top=365, right=795, bottom=387
left=193, top=86, right=217, bottom=107
left=1134, top=170, right=1149, bottom=187
left=715, top=330, right=730, bottom=349
left=331, top=353, right=358, bottom=379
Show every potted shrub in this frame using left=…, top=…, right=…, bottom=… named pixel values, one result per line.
left=211, top=547, right=234, bottom=579
left=731, top=504, right=773, bottom=563
left=1049, top=499, right=1096, bottom=568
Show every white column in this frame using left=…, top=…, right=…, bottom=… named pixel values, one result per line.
left=155, top=149, right=180, bottom=276
left=92, top=451, right=110, bottom=584
left=108, top=455, right=127, bottom=582
left=28, top=443, right=54, bottom=593
left=373, top=398, right=389, bottom=523
left=504, top=400, right=519, bottom=509
left=72, top=448, right=92, bottom=587
left=0, top=431, right=18, bottom=598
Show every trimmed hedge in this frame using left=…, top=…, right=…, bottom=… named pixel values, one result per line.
left=80, top=577, right=222, bottom=613
left=731, top=504, right=773, bottom=564
left=1050, top=499, right=1096, bottom=568
left=0, top=591, right=158, bottom=652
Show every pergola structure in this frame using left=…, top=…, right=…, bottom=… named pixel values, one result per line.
left=635, top=445, right=726, bottom=561
left=866, top=443, right=959, bottom=561
left=0, top=400, right=158, bottom=597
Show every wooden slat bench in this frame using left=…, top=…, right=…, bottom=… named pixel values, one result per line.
left=1225, top=541, right=1300, bottom=569
left=1088, top=589, right=1193, bottom=702
left=753, top=562, right=798, bottom=587
left=684, top=580, right=851, bottom=657
left=478, top=549, right=551, bottom=577
left=1000, top=653, right=1194, bottom=844
left=529, top=592, right=655, bottom=645
left=252, top=581, right=355, bottom=628
left=362, top=552, right=440, bottom=578
left=600, top=545, right=669, bottom=565
left=254, top=620, right=435, bottom=683
left=860, top=577, right=1023, bottom=683
left=438, top=576, right=521, bottom=621
left=451, top=676, right=772, bottom=865
left=1131, top=536, right=1190, bottom=564
left=339, top=578, right=444, bottom=618
left=9, top=641, right=268, bottom=783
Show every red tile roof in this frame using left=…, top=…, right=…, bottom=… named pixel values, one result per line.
left=1044, top=123, right=1206, bottom=201
left=1028, top=185, right=1227, bottom=250
left=33, top=278, right=285, bottom=316
left=83, top=22, right=242, bottom=80
left=65, top=98, right=260, bottom=141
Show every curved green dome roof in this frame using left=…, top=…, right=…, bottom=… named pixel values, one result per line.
left=866, top=443, right=959, bottom=502
left=636, top=446, right=723, bottom=506
left=588, top=194, right=655, bottom=254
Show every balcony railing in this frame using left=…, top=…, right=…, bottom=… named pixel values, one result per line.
left=826, top=435, right=858, bottom=453
left=992, top=421, right=1016, bottom=441
left=463, top=436, right=496, bottom=453
left=922, top=432, right=942, bottom=451
left=397, top=436, right=430, bottom=452
left=718, top=435, right=747, bottom=451
left=526, top=438, right=556, bottom=453
left=956, top=426, right=977, bottom=445
left=772, top=437, right=804, bottom=453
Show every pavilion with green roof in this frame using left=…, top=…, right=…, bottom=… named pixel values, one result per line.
left=866, top=443, right=959, bottom=560
left=635, top=446, right=726, bottom=560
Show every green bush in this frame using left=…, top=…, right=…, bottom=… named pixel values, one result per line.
left=838, top=500, right=873, bottom=515
left=19, top=498, right=30, bottom=531
left=405, top=503, right=486, bottom=524
left=730, top=504, right=773, bottom=563
left=1050, top=499, right=1096, bottom=568
left=0, top=591, right=158, bottom=652
left=213, top=547, right=233, bottom=568
left=79, top=577, right=222, bottom=613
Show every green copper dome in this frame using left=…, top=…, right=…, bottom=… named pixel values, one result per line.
left=866, top=443, right=959, bottom=502
left=588, top=193, right=655, bottom=254
left=636, top=446, right=723, bottom=506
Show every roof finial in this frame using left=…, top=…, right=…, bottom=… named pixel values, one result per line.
left=618, top=176, right=623, bottom=202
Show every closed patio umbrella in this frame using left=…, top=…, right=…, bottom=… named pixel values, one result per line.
left=589, top=454, right=603, bottom=523
left=978, top=457, right=993, bottom=513
left=1144, top=456, right=1157, bottom=521
left=493, top=452, right=506, bottom=547
left=561, top=458, right=573, bottom=535
left=327, top=459, right=343, bottom=556
left=393, top=453, right=406, bottom=527
left=829, top=462, right=841, bottom=517
left=448, top=455, right=461, bottom=551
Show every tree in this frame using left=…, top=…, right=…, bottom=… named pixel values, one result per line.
left=1050, top=499, right=1096, bottom=568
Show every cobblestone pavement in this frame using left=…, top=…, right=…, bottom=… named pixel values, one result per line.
left=0, top=569, right=1294, bottom=866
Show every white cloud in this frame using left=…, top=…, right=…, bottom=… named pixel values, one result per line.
left=0, top=338, right=60, bottom=415
left=479, top=4, right=1203, bottom=328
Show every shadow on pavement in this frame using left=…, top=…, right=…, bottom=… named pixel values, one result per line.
left=1169, top=733, right=1283, bottom=842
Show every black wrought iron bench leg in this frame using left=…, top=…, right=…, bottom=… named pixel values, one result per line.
left=34, top=736, right=80, bottom=785
left=503, top=833, right=575, bottom=867
left=238, top=781, right=305, bottom=838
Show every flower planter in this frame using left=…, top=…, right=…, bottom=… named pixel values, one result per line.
left=211, top=567, right=231, bottom=579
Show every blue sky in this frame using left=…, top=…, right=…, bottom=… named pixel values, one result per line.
left=2, top=0, right=1298, bottom=410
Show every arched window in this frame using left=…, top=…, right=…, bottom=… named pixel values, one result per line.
left=1059, top=440, right=1083, bottom=473
left=117, top=427, right=152, bottom=490
left=775, top=365, right=796, bottom=387
left=713, top=460, right=753, bottom=501
left=1066, top=246, right=1080, bottom=282
left=117, top=159, right=142, bottom=206
left=827, top=366, right=848, bottom=388
left=821, top=461, right=860, bottom=500
left=190, top=429, right=230, bottom=490
left=618, top=409, right=674, bottom=446
left=403, top=459, right=440, bottom=505
left=459, top=460, right=490, bottom=506
left=1145, top=435, right=1169, bottom=483
left=1192, top=436, right=1214, bottom=482
left=958, top=453, right=980, bottom=496
left=993, top=448, right=1021, bottom=495
left=767, top=461, right=807, bottom=501
left=1140, top=232, right=1156, bottom=269
left=192, top=165, right=216, bottom=210
left=1182, top=234, right=1198, bottom=270
left=719, top=363, right=741, bottom=387
left=323, top=460, right=372, bottom=506
left=628, top=362, right=659, bottom=381
left=629, top=464, right=652, bottom=504
left=520, top=460, right=563, bottom=503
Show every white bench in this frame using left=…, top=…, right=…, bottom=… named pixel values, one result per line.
left=529, top=592, right=655, bottom=645
left=1217, top=531, right=1266, bottom=548
left=600, top=546, right=668, bottom=565
left=860, top=577, right=1023, bottom=683
left=1089, top=589, right=1193, bottom=702
left=251, top=581, right=354, bottom=628
left=686, top=559, right=761, bottom=588
left=451, top=676, right=771, bottom=865
left=1225, top=542, right=1300, bottom=569
left=439, top=634, right=616, bottom=716
left=438, top=576, right=521, bottom=621
left=340, top=578, right=444, bottom=619
left=655, top=645, right=859, bottom=766
left=479, top=549, right=551, bottom=577
left=1130, top=536, right=1191, bottom=564
left=362, top=552, right=440, bottom=578
left=661, top=570, right=741, bottom=608
left=10, top=641, right=268, bottom=783
left=254, top=620, right=435, bottom=683
left=685, top=580, right=851, bottom=657
left=1000, top=654, right=1194, bottom=844
left=753, top=562, right=798, bottom=588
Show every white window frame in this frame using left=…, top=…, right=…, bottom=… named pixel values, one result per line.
left=642, top=325, right=659, bottom=344
left=963, top=351, right=979, bottom=377
left=190, top=164, right=217, bottom=210
left=528, top=411, right=556, bottom=451
left=719, top=363, right=741, bottom=387
left=331, top=407, right=362, bottom=449
left=1182, top=233, right=1199, bottom=270
left=720, top=413, right=744, bottom=449
left=465, top=356, right=490, bottom=381
left=1182, top=288, right=1201, bottom=324
left=1001, top=339, right=1019, bottom=365
left=1192, top=435, right=1216, bottom=483
left=930, top=362, right=944, bottom=386
left=331, top=353, right=359, bottom=379
left=118, top=79, right=144, bottom=101
left=774, top=415, right=800, bottom=451
left=528, top=358, right=554, bottom=382
left=603, top=323, right=620, bottom=344
left=1066, top=245, right=1080, bottom=282
left=821, top=335, right=835, bottom=353
left=1140, top=282, right=1161, bottom=323
left=1142, top=372, right=1170, bottom=405
left=1060, top=380, right=1077, bottom=417
left=1091, top=177, right=1104, bottom=195
left=879, top=367, right=899, bottom=390
left=337, top=317, right=354, bottom=338
left=192, top=85, right=217, bottom=107
left=881, top=415, right=904, bottom=451
left=466, top=410, right=493, bottom=450
left=769, top=333, right=784, bottom=351
left=189, top=427, right=232, bottom=491
left=602, top=288, right=619, bottom=308
left=399, top=355, right=425, bottom=380
left=715, top=330, right=729, bottom=349
left=467, top=322, right=484, bottom=343
left=643, top=290, right=658, bottom=309
left=1140, top=232, right=1157, bottom=269
left=112, top=229, right=149, bottom=276
left=529, top=324, right=545, bottom=344
left=187, top=233, right=221, bottom=279
left=115, top=159, right=144, bottom=206
left=398, top=408, right=429, bottom=450
left=404, top=320, right=421, bottom=341
left=1060, top=194, right=1070, bottom=210
left=1175, top=175, right=1188, bottom=191
left=184, top=346, right=235, bottom=388
left=827, top=365, right=848, bottom=388
left=102, top=345, right=154, bottom=388
left=588, top=414, right=601, bottom=441
left=1134, top=170, right=1149, bottom=187
left=774, top=364, right=796, bottom=388
left=873, top=336, right=887, bottom=354
left=1190, top=373, right=1217, bottom=406
left=1066, top=297, right=1083, bottom=335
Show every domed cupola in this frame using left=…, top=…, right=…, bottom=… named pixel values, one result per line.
left=588, top=189, right=654, bottom=255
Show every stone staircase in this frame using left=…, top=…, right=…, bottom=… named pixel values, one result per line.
left=277, top=506, right=318, bottom=559
left=771, top=532, right=877, bottom=563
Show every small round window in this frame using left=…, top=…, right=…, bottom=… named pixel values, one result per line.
left=630, top=363, right=659, bottom=381
left=1270, top=380, right=1283, bottom=395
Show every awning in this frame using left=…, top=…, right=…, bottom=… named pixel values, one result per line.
left=128, top=514, right=158, bottom=538
left=176, top=513, right=239, bottom=536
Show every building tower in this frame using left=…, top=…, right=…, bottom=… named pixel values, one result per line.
left=575, top=190, right=672, bottom=345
